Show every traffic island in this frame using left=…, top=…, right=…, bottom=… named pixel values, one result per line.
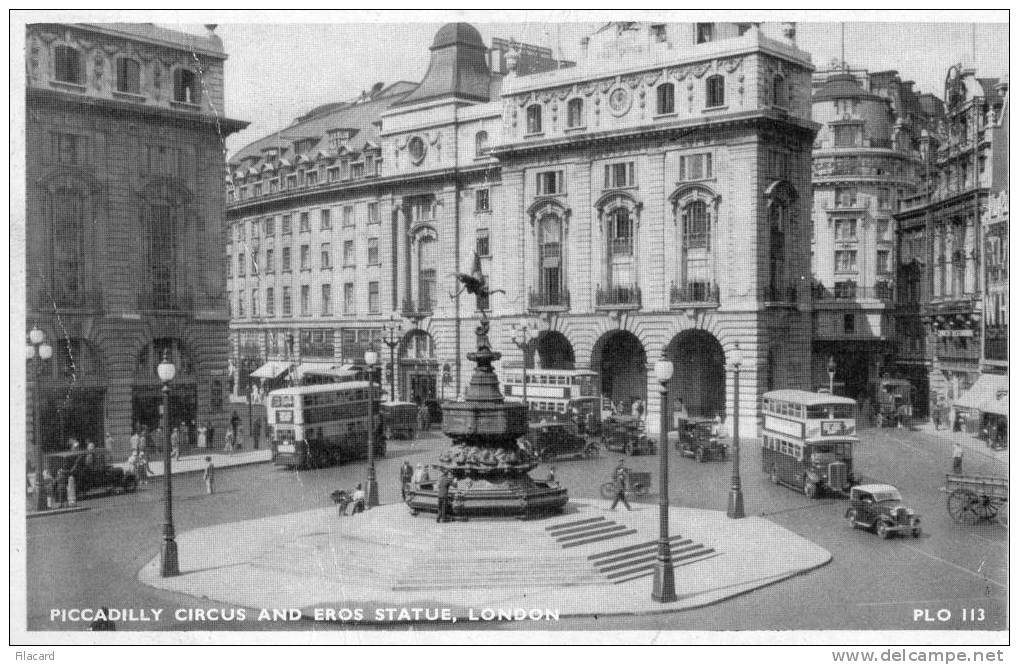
left=138, top=500, right=831, bottom=623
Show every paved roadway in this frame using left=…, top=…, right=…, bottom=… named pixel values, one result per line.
left=23, top=426, right=1007, bottom=633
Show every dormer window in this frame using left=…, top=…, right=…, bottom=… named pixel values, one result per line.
left=567, top=99, right=584, bottom=127
left=173, top=68, right=200, bottom=104
left=116, top=58, right=141, bottom=94
left=526, top=105, right=543, bottom=134
left=706, top=75, right=725, bottom=108
left=656, top=83, right=675, bottom=115
left=54, top=45, right=83, bottom=85
left=773, top=75, right=788, bottom=108
left=696, top=23, right=714, bottom=44
left=475, top=131, right=490, bottom=156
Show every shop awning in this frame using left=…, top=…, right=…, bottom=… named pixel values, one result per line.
left=956, top=374, right=1009, bottom=417
left=250, top=361, right=290, bottom=379
left=295, top=363, right=358, bottom=381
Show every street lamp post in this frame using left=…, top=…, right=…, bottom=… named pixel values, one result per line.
left=380, top=312, right=403, bottom=402
left=27, top=326, right=53, bottom=511
left=651, top=356, right=677, bottom=603
left=511, top=320, right=539, bottom=409
left=827, top=356, right=837, bottom=395
left=363, top=347, right=380, bottom=509
left=157, top=350, right=180, bottom=577
left=727, top=343, right=745, bottom=519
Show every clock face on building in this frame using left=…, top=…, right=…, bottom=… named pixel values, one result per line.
left=408, top=136, right=426, bottom=164
left=608, top=87, right=631, bottom=116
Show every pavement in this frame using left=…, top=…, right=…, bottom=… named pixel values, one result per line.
left=911, top=420, right=1009, bottom=468
left=139, top=499, right=832, bottom=623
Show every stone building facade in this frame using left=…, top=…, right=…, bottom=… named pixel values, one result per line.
left=25, top=23, right=247, bottom=457
left=225, top=21, right=819, bottom=435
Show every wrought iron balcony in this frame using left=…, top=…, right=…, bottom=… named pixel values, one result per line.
left=812, top=281, right=895, bottom=303
left=669, top=282, right=720, bottom=309
left=609, top=237, right=633, bottom=256
left=595, top=284, right=641, bottom=310
left=137, top=291, right=194, bottom=312
left=401, top=295, right=435, bottom=319
left=527, top=289, right=570, bottom=312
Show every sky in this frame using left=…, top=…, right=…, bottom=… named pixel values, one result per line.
left=82, top=10, right=1009, bottom=157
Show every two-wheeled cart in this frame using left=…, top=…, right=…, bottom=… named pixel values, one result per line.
left=600, top=470, right=654, bottom=500
left=942, top=474, right=1008, bottom=525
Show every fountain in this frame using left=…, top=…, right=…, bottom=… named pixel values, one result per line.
left=405, top=255, right=569, bottom=518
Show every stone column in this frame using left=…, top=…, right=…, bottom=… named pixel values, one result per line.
left=932, top=227, right=943, bottom=298
left=964, top=218, right=977, bottom=295
left=395, top=200, right=408, bottom=309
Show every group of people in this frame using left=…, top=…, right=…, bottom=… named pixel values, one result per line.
left=398, top=460, right=456, bottom=522
left=607, top=398, right=646, bottom=422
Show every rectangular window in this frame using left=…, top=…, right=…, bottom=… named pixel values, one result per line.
left=351, top=163, right=365, bottom=179
left=269, top=179, right=279, bottom=194
left=877, top=250, right=891, bottom=274
left=476, top=229, right=490, bottom=257
left=834, top=219, right=857, bottom=241
left=282, top=214, right=292, bottom=235
left=769, top=150, right=790, bottom=179
left=238, top=252, right=245, bottom=277
left=604, top=162, right=635, bottom=188
left=306, top=170, right=318, bottom=186
left=343, top=240, right=355, bottom=266
left=367, top=202, right=380, bottom=224
left=844, top=313, right=856, bottom=335
left=321, top=243, right=331, bottom=270
left=250, top=219, right=260, bottom=238
left=476, top=188, right=490, bottom=211
left=343, top=283, right=354, bottom=315
left=343, top=206, right=354, bottom=227
left=878, top=188, right=891, bottom=210
left=835, top=250, right=858, bottom=273
left=876, top=219, right=890, bottom=241
left=265, top=248, right=274, bottom=273
left=368, top=281, right=380, bottom=313
left=328, top=167, right=339, bottom=182
left=282, top=287, right=292, bottom=317
left=367, top=237, right=379, bottom=265
left=251, top=289, right=259, bottom=317
left=321, top=284, right=332, bottom=315
left=320, top=208, right=331, bottom=230
left=239, top=187, right=248, bottom=200
left=834, top=125, right=862, bottom=147
left=286, top=174, right=297, bottom=189
left=264, top=217, right=275, bottom=236
left=238, top=291, right=245, bottom=317
left=657, top=84, right=675, bottom=114
left=266, top=287, right=275, bottom=316
left=364, top=154, right=375, bottom=176
left=54, top=46, right=83, bottom=84
left=299, top=212, right=310, bottom=232
left=526, top=105, right=542, bottom=134
left=281, top=246, right=291, bottom=272
left=300, top=285, right=310, bottom=316
left=696, top=23, right=713, bottom=44
left=226, top=253, right=232, bottom=277
left=835, top=187, right=857, bottom=208
left=253, top=183, right=263, bottom=197
left=536, top=171, right=564, bottom=196
left=116, top=58, right=141, bottom=94
left=679, top=153, right=712, bottom=181
left=300, top=245, right=310, bottom=270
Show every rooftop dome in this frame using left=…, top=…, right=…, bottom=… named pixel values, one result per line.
left=395, top=22, right=491, bottom=107
left=432, top=22, right=485, bottom=50
left=813, top=71, right=884, bottom=102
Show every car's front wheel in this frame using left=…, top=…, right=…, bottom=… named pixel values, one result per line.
left=122, top=475, right=138, bottom=493
left=912, top=526, right=922, bottom=538
left=846, top=509, right=859, bottom=528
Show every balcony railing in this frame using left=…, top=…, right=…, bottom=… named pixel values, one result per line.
left=812, top=281, right=894, bottom=302
left=669, top=282, right=720, bottom=309
left=609, top=237, right=633, bottom=256
left=137, top=291, right=194, bottom=312
left=763, top=283, right=798, bottom=304
left=595, top=284, right=641, bottom=310
left=528, top=289, right=570, bottom=311
left=401, top=295, right=435, bottom=319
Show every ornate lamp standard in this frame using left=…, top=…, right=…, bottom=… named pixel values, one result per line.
left=827, top=356, right=837, bottom=395
left=510, top=319, right=539, bottom=408
left=363, top=347, right=381, bottom=508
left=726, top=343, right=745, bottom=519
left=157, top=350, right=180, bottom=577
left=380, top=311, right=403, bottom=402
left=27, top=326, right=53, bottom=511
left=651, top=356, right=677, bottom=602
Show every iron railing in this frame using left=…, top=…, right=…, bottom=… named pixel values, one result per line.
left=595, top=284, right=641, bottom=309
left=669, top=282, right=719, bottom=307
left=528, top=289, right=570, bottom=311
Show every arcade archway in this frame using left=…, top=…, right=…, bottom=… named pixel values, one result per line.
left=665, top=329, right=726, bottom=419
left=592, top=330, right=647, bottom=409
left=534, top=331, right=575, bottom=370
left=399, top=329, right=437, bottom=404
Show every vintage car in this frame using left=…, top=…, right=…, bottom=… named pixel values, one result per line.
left=381, top=401, right=419, bottom=439
left=45, top=449, right=138, bottom=497
left=601, top=415, right=657, bottom=456
left=520, top=421, right=599, bottom=461
left=845, top=483, right=921, bottom=539
left=674, top=417, right=728, bottom=462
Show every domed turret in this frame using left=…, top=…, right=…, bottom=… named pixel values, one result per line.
left=396, top=22, right=491, bottom=107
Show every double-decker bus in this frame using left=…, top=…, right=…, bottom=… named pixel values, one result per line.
left=761, top=389, right=858, bottom=498
left=266, top=381, right=385, bottom=470
left=501, top=368, right=602, bottom=434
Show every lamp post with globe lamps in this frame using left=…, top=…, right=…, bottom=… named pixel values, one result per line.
left=157, top=349, right=180, bottom=577
left=27, top=326, right=53, bottom=511
left=651, top=356, right=677, bottom=602
left=380, top=312, right=403, bottom=402
left=827, top=356, right=837, bottom=395
left=510, top=320, right=539, bottom=409
left=363, top=347, right=381, bottom=508
left=727, top=343, right=745, bottom=519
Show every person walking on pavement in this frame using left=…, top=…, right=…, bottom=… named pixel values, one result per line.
left=105, top=432, right=115, bottom=451
left=952, top=441, right=964, bottom=474
left=400, top=460, right=413, bottom=500
left=224, top=428, right=234, bottom=453
left=55, top=467, right=68, bottom=508
left=350, top=483, right=366, bottom=514
left=436, top=470, right=453, bottom=523
left=170, top=427, right=181, bottom=461
left=609, top=459, right=631, bottom=511
left=203, top=456, right=215, bottom=494
left=252, top=417, right=262, bottom=450
left=197, top=424, right=207, bottom=450
left=130, top=429, right=141, bottom=454
left=230, top=411, right=241, bottom=448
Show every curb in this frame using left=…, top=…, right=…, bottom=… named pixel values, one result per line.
left=147, top=456, right=272, bottom=479
left=27, top=505, right=90, bottom=519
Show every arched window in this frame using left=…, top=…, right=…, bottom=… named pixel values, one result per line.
left=526, top=104, right=543, bottom=134
left=50, top=184, right=87, bottom=306
left=609, top=208, right=633, bottom=256
left=417, top=236, right=438, bottom=311
left=769, top=202, right=787, bottom=296
left=706, top=75, right=725, bottom=108
left=145, top=203, right=181, bottom=309
left=538, top=214, right=563, bottom=302
left=773, top=75, right=788, bottom=107
left=116, top=57, right=141, bottom=94
left=682, top=200, right=711, bottom=249
left=475, top=131, right=489, bottom=156
left=173, top=68, right=200, bottom=104
left=567, top=98, right=584, bottom=128
left=54, top=45, right=83, bottom=84
left=656, top=83, right=675, bottom=115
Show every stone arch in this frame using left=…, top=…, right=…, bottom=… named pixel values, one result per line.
left=590, top=329, right=648, bottom=408
left=399, top=328, right=437, bottom=404
left=534, top=330, right=575, bottom=370
left=664, top=328, right=726, bottom=419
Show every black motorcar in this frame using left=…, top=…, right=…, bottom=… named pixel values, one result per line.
left=45, top=450, right=138, bottom=497
left=675, top=418, right=727, bottom=462
left=845, top=484, right=921, bottom=539
left=521, top=421, right=599, bottom=461
left=601, top=416, right=656, bottom=456
left=424, top=398, right=443, bottom=425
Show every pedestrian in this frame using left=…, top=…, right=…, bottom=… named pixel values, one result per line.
left=43, top=469, right=56, bottom=509
left=144, top=427, right=154, bottom=453
left=252, top=417, right=262, bottom=450
left=203, top=456, right=215, bottom=494
left=207, top=424, right=216, bottom=450
left=55, top=467, right=68, bottom=508
left=69, top=437, right=81, bottom=450
left=105, top=432, right=114, bottom=450
left=130, top=429, right=141, bottom=454
left=350, top=483, right=366, bottom=514
left=417, top=403, right=429, bottom=435
left=400, top=460, right=413, bottom=500
left=436, top=470, right=453, bottom=523
left=230, top=411, right=241, bottom=446
left=66, top=469, right=77, bottom=507
left=609, top=459, right=631, bottom=511
left=224, top=428, right=234, bottom=453
left=952, top=441, right=964, bottom=474
left=197, top=424, right=207, bottom=449
left=136, top=451, right=152, bottom=484
left=170, top=427, right=181, bottom=461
